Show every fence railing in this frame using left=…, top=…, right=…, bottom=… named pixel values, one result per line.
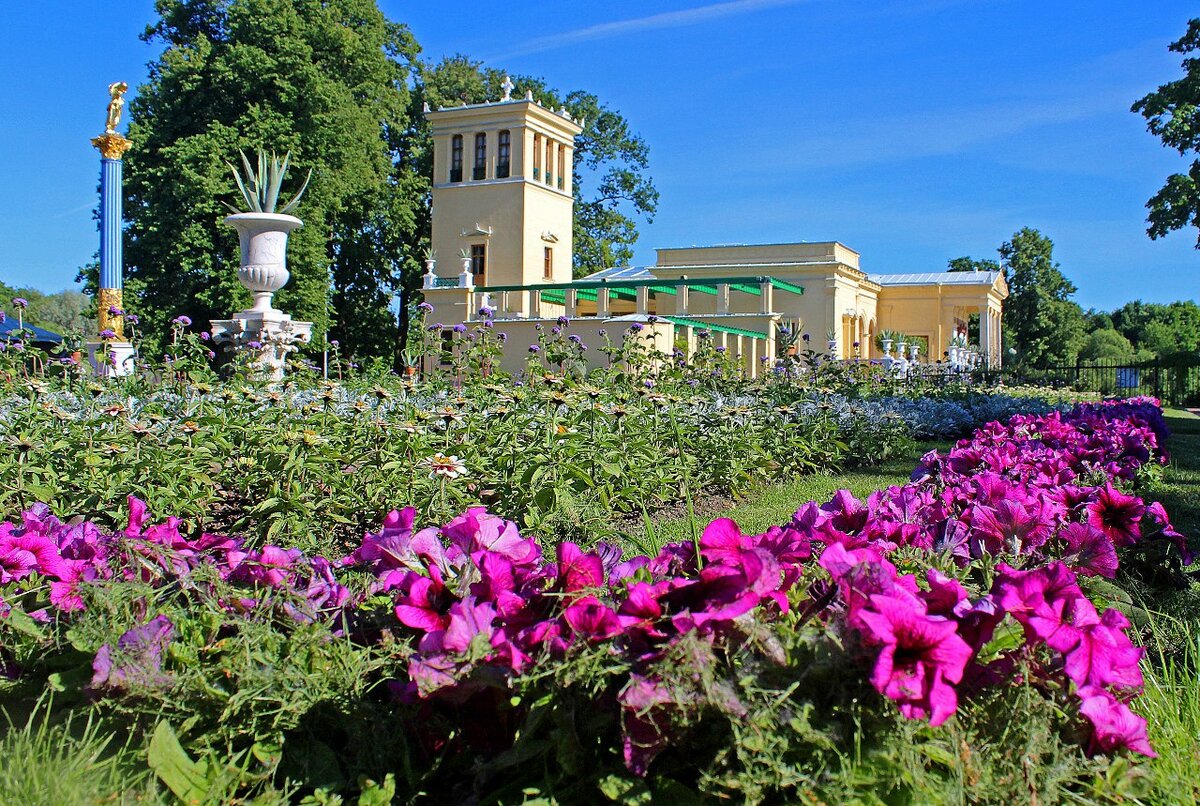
left=982, top=359, right=1200, bottom=406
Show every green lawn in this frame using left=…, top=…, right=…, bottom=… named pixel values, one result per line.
left=643, top=440, right=948, bottom=548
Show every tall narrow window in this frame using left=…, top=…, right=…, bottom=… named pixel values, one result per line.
left=557, top=144, right=566, bottom=189
left=533, top=133, right=542, bottom=180
left=470, top=244, right=486, bottom=281
left=496, top=130, right=511, bottom=178
left=449, top=134, right=463, bottom=183
left=543, top=247, right=553, bottom=280
left=473, top=133, right=487, bottom=180
left=544, top=138, right=554, bottom=184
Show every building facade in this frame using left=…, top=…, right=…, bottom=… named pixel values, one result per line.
left=421, top=85, right=1007, bottom=377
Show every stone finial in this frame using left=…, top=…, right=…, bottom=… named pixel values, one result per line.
left=423, top=101, right=431, bottom=113
left=525, top=89, right=534, bottom=101
left=501, top=75, right=514, bottom=101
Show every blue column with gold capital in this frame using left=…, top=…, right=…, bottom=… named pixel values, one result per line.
left=90, top=133, right=132, bottom=338
left=99, top=157, right=123, bottom=291
left=87, top=81, right=135, bottom=376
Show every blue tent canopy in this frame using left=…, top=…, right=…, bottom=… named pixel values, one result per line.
left=0, top=319, right=63, bottom=344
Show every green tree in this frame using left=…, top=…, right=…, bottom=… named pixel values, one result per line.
left=1111, top=299, right=1200, bottom=357
left=946, top=256, right=1000, bottom=273
left=1078, top=328, right=1135, bottom=362
left=420, top=56, right=659, bottom=277
left=1132, top=18, right=1200, bottom=247
left=999, top=228, right=1086, bottom=366
left=106, top=0, right=422, bottom=359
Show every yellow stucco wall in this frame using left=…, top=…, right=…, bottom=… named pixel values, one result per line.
left=426, top=99, right=581, bottom=299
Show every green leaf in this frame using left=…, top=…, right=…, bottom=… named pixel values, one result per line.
left=356, top=773, right=396, bottom=806
left=597, top=774, right=652, bottom=803
left=148, top=721, right=211, bottom=805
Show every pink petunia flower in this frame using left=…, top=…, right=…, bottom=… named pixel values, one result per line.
left=856, top=593, right=975, bottom=726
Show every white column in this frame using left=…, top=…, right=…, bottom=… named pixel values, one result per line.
left=636, top=286, right=649, bottom=315
left=675, top=285, right=690, bottom=315
left=980, top=307, right=991, bottom=368
left=759, top=280, right=773, bottom=314
left=716, top=283, right=730, bottom=314
left=596, top=287, right=610, bottom=318
left=565, top=289, right=577, bottom=318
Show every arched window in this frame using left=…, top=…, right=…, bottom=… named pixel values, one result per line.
left=544, top=138, right=554, bottom=185
left=473, top=133, right=487, bottom=180
left=497, top=130, right=511, bottom=178
left=449, top=134, right=463, bottom=183
left=533, top=133, right=542, bottom=180
left=557, top=143, right=566, bottom=189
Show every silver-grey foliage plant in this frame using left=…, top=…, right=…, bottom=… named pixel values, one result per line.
left=225, top=150, right=313, bottom=215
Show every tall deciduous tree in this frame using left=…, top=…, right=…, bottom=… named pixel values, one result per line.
left=1132, top=18, right=1200, bottom=248
left=104, top=0, right=422, bottom=359
left=999, top=228, right=1086, bottom=367
left=420, top=57, right=659, bottom=278
left=946, top=256, right=1000, bottom=273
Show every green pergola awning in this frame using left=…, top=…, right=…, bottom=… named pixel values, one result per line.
left=663, top=316, right=769, bottom=340
left=769, top=277, right=805, bottom=296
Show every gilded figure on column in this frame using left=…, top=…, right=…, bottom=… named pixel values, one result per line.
left=105, top=82, right=128, bottom=134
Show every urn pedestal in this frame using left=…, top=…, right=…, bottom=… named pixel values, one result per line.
left=211, top=212, right=313, bottom=379
left=86, top=340, right=136, bottom=377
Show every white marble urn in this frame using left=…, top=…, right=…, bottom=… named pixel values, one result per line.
left=224, top=212, right=303, bottom=313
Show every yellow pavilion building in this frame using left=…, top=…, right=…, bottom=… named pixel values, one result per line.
left=420, top=82, right=1007, bottom=377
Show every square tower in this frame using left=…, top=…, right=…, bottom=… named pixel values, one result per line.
left=426, top=87, right=583, bottom=291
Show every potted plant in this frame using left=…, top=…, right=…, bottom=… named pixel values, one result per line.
left=402, top=346, right=421, bottom=379
left=223, top=150, right=313, bottom=313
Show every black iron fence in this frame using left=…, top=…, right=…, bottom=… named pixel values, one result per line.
left=984, top=359, right=1200, bottom=406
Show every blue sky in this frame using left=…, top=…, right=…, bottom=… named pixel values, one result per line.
left=1, top=0, right=1197, bottom=310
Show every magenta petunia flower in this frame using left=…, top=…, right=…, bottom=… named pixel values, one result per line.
left=856, top=593, right=974, bottom=726
left=1058, top=522, right=1118, bottom=578
left=556, top=541, right=604, bottom=592
left=90, top=615, right=175, bottom=692
left=563, top=595, right=621, bottom=641
left=1057, top=608, right=1144, bottom=693
left=1086, top=484, right=1144, bottom=548
left=0, top=544, right=38, bottom=584
left=1077, top=685, right=1156, bottom=757
left=971, top=499, right=1052, bottom=555
left=619, top=675, right=676, bottom=776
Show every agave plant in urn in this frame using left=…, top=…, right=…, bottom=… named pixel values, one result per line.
left=210, top=149, right=314, bottom=379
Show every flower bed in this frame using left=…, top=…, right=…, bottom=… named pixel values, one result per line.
left=0, top=398, right=1189, bottom=802
left=0, top=378, right=1084, bottom=550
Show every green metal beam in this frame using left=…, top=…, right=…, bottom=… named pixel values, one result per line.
left=663, top=315, right=769, bottom=340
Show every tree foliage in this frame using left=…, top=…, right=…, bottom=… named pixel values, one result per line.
left=0, top=281, right=93, bottom=335
left=946, top=256, right=1000, bottom=273
left=420, top=56, right=659, bottom=277
left=1112, top=299, right=1200, bottom=358
left=1132, top=18, right=1200, bottom=247
left=998, top=228, right=1086, bottom=367
left=1078, top=328, right=1136, bottom=363
left=107, top=0, right=422, bottom=359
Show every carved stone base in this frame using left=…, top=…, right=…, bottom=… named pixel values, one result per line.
left=87, top=340, right=135, bottom=378
left=210, top=309, right=313, bottom=380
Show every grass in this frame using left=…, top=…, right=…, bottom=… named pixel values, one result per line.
left=644, top=440, right=948, bottom=547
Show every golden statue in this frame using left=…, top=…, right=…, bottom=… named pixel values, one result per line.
left=105, top=82, right=128, bottom=134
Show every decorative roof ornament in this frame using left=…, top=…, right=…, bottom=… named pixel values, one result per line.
left=525, top=89, right=534, bottom=101
left=422, top=101, right=430, bottom=113
left=500, top=75, right=514, bottom=102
